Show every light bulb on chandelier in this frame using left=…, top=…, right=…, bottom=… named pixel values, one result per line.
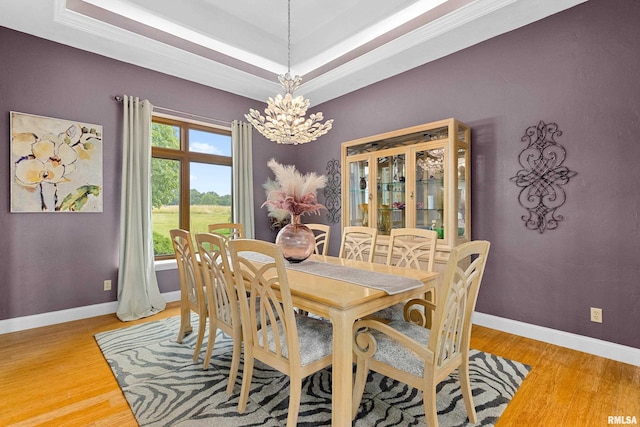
left=244, top=0, right=333, bottom=145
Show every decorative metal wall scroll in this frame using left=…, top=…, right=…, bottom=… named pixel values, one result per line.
left=510, top=121, right=577, bottom=233
left=323, top=159, right=341, bottom=224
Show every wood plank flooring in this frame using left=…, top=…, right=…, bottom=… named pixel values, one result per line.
left=1, top=301, right=638, bottom=426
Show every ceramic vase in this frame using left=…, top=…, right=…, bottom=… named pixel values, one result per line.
left=359, top=177, right=367, bottom=189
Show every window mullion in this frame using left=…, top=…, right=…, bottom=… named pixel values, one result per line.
left=181, top=124, right=190, bottom=231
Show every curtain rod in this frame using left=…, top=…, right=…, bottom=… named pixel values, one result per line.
left=114, top=95, right=232, bottom=126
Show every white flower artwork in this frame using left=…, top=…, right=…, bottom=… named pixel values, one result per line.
left=10, top=111, right=103, bottom=212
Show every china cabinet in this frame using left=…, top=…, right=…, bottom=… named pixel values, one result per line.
left=341, top=118, right=471, bottom=266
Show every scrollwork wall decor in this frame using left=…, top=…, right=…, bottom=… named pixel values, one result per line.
left=510, top=121, right=577, bottom=233
left=323, top=159, right=341, bottom=224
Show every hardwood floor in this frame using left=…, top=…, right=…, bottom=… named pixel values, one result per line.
left=1, top=302, right=638, bottom=426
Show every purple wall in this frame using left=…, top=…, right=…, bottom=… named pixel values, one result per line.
left=0, top=26, right=294, bottom=320
left=298, top=0, right=640, bottom=348
left=1, top=0, right=638, bottom=350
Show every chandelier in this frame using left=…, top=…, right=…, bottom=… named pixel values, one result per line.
left=244, top=0, right=333, bottom=145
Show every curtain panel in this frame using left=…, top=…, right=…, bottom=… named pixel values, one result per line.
left=117, top=95, right=166, bottom=321
left=232, top=120, right=255, bottom=238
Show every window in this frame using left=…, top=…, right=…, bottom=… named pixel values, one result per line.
left=151, top=116, right=232, bottom=259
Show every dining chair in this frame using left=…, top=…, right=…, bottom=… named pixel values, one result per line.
left=195, top=232, right=242, bottom=393
left=228, top=239, right=333, bottom=427
left=306, top=223, right=331, bottom=255
left=170, top=229, right=207, bottom=362
left=338, top=226, right=378, bottom=262
left=207, top=222, right=244, bottom=241
left=371, top=228, right=438, bottom=322
left=352, top=240, right=491, bottom=427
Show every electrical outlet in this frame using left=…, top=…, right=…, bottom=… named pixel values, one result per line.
left=590, top=307, right=603, bottom=323
left=104, top=280, right=112, bottom=291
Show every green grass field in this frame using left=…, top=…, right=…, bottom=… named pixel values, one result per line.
left=152, top=205, right=232, bottom=255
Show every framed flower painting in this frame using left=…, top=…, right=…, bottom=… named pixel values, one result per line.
left=10, top=111, right=103, bottom=212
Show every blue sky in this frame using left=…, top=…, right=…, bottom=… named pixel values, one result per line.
left=189, top=129, right=231, bottom=196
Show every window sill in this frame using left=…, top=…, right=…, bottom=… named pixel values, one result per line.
left=155, top=259, right=177, bottom=271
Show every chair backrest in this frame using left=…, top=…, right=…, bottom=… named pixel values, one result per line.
left=207, top=223, right=244, bottom=241
left=339, top=226, right=378, bottom=263
left=306, top=223, right=331, bottom=255
left=228, top=239, right=302, bottom=367
left=195, top=232, right=239, bottom=331
left=429, top=240, right=490, bottom=368
left=386, top=228, right=438, bottom=270
left=170, top=229, right=205, bottom=309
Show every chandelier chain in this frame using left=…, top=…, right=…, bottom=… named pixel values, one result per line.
left=287, top=0, right=291, bottom=74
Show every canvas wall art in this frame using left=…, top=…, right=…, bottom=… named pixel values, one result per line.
left=10, top=111, right=103, bottom=212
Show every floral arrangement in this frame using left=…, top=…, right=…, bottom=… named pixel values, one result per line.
left=263, top=178, right=291, bottom=229
left=262, top=158, right=326, bottom=228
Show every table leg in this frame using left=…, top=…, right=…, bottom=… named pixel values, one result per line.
left=330, top=308, right=357, bottom=427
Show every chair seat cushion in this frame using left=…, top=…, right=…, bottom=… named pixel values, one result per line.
left=371, top=303, right=405, bottom=321
left=372, top=300, right=430, bottom=322
left=260, top=315, right=333, bottom=366
left=369, top=320, right=431, bottom=377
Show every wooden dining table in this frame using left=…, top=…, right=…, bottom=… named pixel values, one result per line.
left=262, top=253, right=440, bottom=427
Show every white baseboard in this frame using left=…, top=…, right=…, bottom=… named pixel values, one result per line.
left=2, top=299, right=638, bottom=366
left=473, top=312, right=640, bottom=367
left=0, top=291, right=181, bottom=335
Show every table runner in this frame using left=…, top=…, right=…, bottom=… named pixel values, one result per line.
left=241, top=252, right=424, bottom=295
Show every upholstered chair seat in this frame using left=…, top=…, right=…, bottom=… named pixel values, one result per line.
left=258, top=314, right=333, bottom=366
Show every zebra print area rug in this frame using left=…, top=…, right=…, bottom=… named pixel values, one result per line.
left=95, top=315, right=530, bottom=426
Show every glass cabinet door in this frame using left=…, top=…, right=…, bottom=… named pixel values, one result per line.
left=415, top=147, right=445, bottom=237
left=457, top=146, right=468, bottom=239
left=376, top=153, right=405, bottom=235
left=347, top=158, right=370, bottom=227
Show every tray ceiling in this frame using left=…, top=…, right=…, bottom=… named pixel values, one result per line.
left=0, top=0, right=587, bottom=105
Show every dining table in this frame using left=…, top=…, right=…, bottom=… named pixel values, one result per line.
left=246, top=253, right=439, bottom=427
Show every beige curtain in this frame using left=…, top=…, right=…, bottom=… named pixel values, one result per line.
left=117, top=95, right=166, bottom=321
left=232, top=120, right=255, bottom=238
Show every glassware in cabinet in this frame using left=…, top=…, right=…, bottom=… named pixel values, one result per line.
left=415, top=147, right=445, bottom=237
left=376, top=153, right=405, bottom=234
left=346, top=157, right=370, bottom=227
